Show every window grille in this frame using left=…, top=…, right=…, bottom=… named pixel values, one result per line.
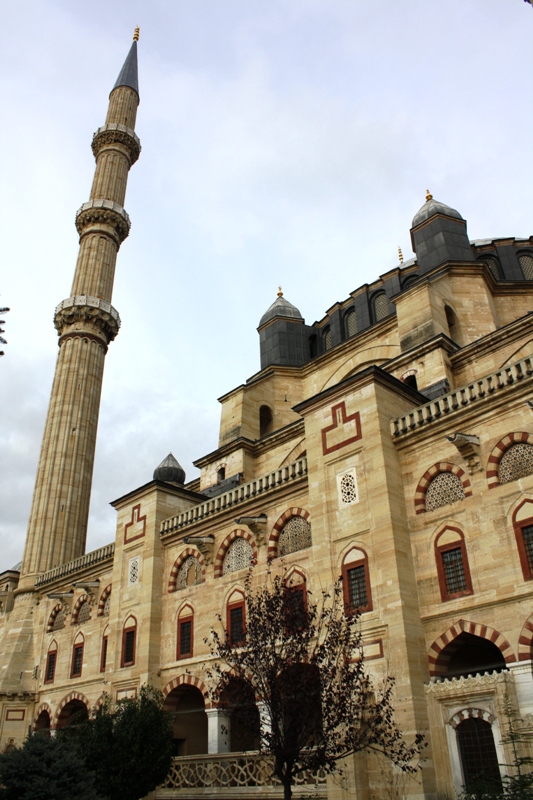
left=324, top=327, right=332, bottom=351
left=373, top=293, right=389, bottom=322
left=456, top=718, right=502, bottom=792
left=77, top=601, right=90, bottom=624
left=484, top=256, right=501, bottom=280
left=519, top=253, right=533, bottom=280
left=103, top=594, right=111, bottom=617
left=123, top=630, right=135, bottom=665
left=128, top=556, right=140, bottom=585
left=347, top=565, right=368, bottom=610
left=345, top=310, right=357, bottom=338
left=223, top=538, right=253, bottom=574
left=278, top=517, right=312, bottom=556
left=52, top=610, right=65, bottom=631
left=229, top=605, right=244, bottom=645
left=441, top=547, right=468, bottom=594
left=71, top=644, right=83, bottom=677
left=425, top=472, right=465, bottom=512
left=522, top=525, right=533, bottom=573
left=179, top=620, right=192, bottom=657
left=100, top=637, right=108, bottom=672
left=177, top=556, right=202, bottom=589
left=498, top=443, right=533, bottom=484
left=45, top=652, right=56, bottom=682
left=338, top=471, right=358, bottom=507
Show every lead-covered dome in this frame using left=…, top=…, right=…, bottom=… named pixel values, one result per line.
left=412, top=192, right=463, bottom=228
left=153, top=453, right=186, bottom=484
left=259, top=291, right=303, bottom=328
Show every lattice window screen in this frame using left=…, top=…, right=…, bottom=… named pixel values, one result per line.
left=498, top=443, right=533, bottom=484
left=129, top=556, right=140, bottom=585
left=177, top=556, right=202, bottom=589
left=345, top=310, right=357, bottom=338
left=278, top=517, right=312, bottom=556
left=103, top=594, right=111, bottom=616
left=52, top=610, right=65, bottom=631
left=337, top=469, right=358, bottom=508
left=77, top=601, right=90, bottom=624
left=373, top=293, right=389, bottom=322
left=223, top=538, right=253, bottom=574
left=519, top=254, right=533, bottom=280
left=425, top=472, right=465, bottom=512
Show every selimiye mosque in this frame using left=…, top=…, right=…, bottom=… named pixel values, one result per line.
left=3, top=30, right=533, bottom=800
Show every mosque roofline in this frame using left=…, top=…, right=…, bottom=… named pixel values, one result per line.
left=110, top=479, right=204, bottom=508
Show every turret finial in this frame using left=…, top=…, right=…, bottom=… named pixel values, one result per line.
left=398, top=246, right=404, bottom=264
left=426, top=189, right=433, bottom=202
left=277, top=286, right=283, bottom=297
left=133, top=27, right=140, bottom=41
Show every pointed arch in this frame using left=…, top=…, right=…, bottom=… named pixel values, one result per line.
left=487, top=432, right=533, bottom=489
left=168, top=548, right=205, bottom=592
left=97, top=584, right=112, bottom=616
left=162, top=674, right=211, bottom=708
left=214, top=529, right=257, bottom=578
left=268, top=508, right=311, bottom=559
left=53, top=692, right=90, bottom=728
left=33, top=702, right=52, bottom=729
left=414, top=462, right=472, bottom=514
left=47, top=603, right=65, bottom=633
left=518, top=613, right=533, bottom=661
left=428, top=619, right=515, bottom=676
left=71, top=593, right=91, bottom=625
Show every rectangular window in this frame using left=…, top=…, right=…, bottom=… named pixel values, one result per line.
left=441, top=547, right=468, bottom=595
left=44, top=651, right=56, bottom=683
left=100, top=636, right=108, bottom=673
left=285, top=586, right=307, bottom=632
left=122, top=628, right=136, bottom=667
left=522, top=525, right=533, bottom=573
left=178, top=618, right=193, bottom=658
left=228, top=603, right=245, bottom=646
left=347, top=565, right=368, bottom=610
left=71, top=644, right=83, bottom=678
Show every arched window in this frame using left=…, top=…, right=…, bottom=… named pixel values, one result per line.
left=284, top=571, right=307, bottom=632
left=478, top=255, right=502, bottom=280
left=71, top=633, right=84, bottom=678
left=435, top=527, right=473, bottom=601
left=76, top=599, right=91, bottom=624
left=519, top=252, right=533, bottom=280
left=177, top=556, right=203, bottom=589
left=278, top=516, right=312, bottom=557
left=223, top=538, right=253, bottom=575
left=323, top=326, right=332, bottom=351
left=227, top=591, right=246, bottom=646
left=309, top=334, right=318, bottom=359
left=217, top=466, right=226, bottom=484
left=402, top=274, right=419, bottom=291
left=498, top=443, right=533, bottom=485
left=177, top=606, right=194, bottom=659
left=445, top=304, right=460, bottom=342
left=342, top=547, right=372, bottom=613
left=121, top=616, right=137, bottom=667
left=456, top=717, right=502, bottom=792
left=44, top=642, right=57, bottom=684
left=402, top=370, right=418, bottom=391
left=372, top=292, right=389, bottom=323
left=425, top=472, right=465, bottom=512
left=103, top=593, right=111, bottom=616
left=100, top=630, right=109, bottom=673
left=344, top=309, right=357, bottom=339
left=259, top=405, right=273, bottom=437
left=48, top=605, right=65, bottom=633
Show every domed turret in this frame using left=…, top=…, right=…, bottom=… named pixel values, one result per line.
left=258, top=289, right=303, bottom=329
left=153, top=453, right=186, bottom=484
left=410, top=191, right=473, bottom=275
left=412, top=191, right=463, bottom=228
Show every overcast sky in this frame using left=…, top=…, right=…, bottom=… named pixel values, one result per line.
left=1, top=0, right=532, bottom=574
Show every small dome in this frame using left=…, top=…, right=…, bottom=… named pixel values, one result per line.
left=10, top=561, right=21, bottom=573
left=153, top=453, right=186, bottom=484
left=259, top=292, right=303, bottom=328
left=412, top=193, right=463, bottom=228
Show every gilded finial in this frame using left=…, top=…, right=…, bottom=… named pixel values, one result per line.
left=277, top=286, right=283, bottom=297
left=426, top=189, right=433, bottom=202
left=133, top=27, right=140, bottom=41
left=398, top=246, right=404, bottom=264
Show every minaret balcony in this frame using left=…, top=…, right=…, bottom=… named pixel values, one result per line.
left=54, top=295, right=121, bottom=344
left=75, top=198, right=131, bottom=245
left=92, top=122, right=141, bottom=165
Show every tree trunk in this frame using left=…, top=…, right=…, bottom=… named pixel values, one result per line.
left=283, top=780, right=292, bottom=800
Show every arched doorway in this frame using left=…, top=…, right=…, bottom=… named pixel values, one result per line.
left=56, top=699, right=88, bottom=731
left=438, top=633, right=506, bottom=679
left=219, top=677, right=260, bottom=753
left=164, top=684, right=208, bottom=756
left=456, top=717, right=502, bottom=792
left=34, top=710, right=51, bottom=735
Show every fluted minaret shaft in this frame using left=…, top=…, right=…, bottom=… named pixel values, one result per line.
left=19, top=36, right=141, bottom=592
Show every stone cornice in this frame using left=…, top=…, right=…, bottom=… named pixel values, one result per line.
left=75, top=199, right=131, bottom=245
left=92, top=123, right=141, bottom=165
left=35, top=543, right=115, bottom=589
left=54, top=295, right=121, bottom=345
left=425, top=669, right=512, bottom=694
left=450, top=312, right=533, bottom=371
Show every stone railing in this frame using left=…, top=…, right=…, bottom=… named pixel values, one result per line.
left=35, top=543, right=115, bottom=588
left=391, top=355, right=533, bottom=439
left=160, top=457, right=308, bottom=537
left=160, top=752, right=326, bottom=792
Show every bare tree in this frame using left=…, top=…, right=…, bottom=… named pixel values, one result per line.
left=206, top=569, right=425, bottom=800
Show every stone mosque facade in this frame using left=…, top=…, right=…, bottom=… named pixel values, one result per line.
left=3, top=33, right=533, bottom=800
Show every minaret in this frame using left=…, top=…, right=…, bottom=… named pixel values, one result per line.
left=17, top=31, right=141, bottom=593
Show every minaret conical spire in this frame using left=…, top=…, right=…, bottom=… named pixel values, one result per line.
left=17, top=36, right=142, bottom=592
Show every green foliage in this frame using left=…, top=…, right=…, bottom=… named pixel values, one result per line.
left=206, top=569, right=425, bottom=800
left=0, top=733, right=103, bottom=800
left=75, top=685, right=174, bottom=800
